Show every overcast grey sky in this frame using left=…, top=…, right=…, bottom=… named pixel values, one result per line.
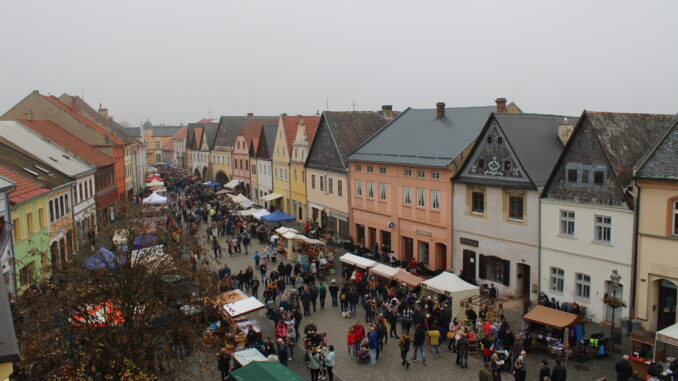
left=1, top=0, right=677, bottom=125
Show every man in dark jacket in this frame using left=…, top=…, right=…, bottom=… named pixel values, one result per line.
left=466, top=306, right=478, bottom=328
left=300, top=288, right=312, bottom=316
left=539, top=360, right=551, bottom=381
left=277, top=338, right=289, bottom=367
left=456, top=333, right=469, bottom=368
left=551, top=359, right=567, bottom=381
left=309, top=284, right=319, bottom=312
left=411, top=324, right=427, bottom=365
left=329, top=279, right=339, bottom=307
left=615, top=355, right=633, bottom=381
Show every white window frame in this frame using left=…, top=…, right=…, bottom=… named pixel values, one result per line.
left=404, top=169, right=412, bottom=176
left=594, top=215, right=612, bottom=244
left=575, top=273, right=591, bottom=300
left=431, top=172, right=440, bottom=179
left=508, top=194, right=524, bottom=221
left=367, top=182, right=374, bottom=198
left=550, top=267, right=564, bottom=293
left=379, top=167, right=386, bottom=174
left=355, top=180, right=362, bottom=196
left=417, top=188, right=425, bottom=207
left=379, top=183, right=387, bottom=200
left=673, top=200, right=678, bottom=236
left=559, top=210, right=576, bottom=237
left=417, top=170, right=425, bottom=178
left=431, top=190, right=440, bottom=209
left=403, top=186, right=412, bottom=205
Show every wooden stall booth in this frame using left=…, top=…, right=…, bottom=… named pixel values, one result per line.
left=523, top=305, right=583, bottom=360
left=629, top=330, right=656, bottom=379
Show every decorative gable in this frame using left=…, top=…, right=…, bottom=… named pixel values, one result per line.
left=461, top=121, right=530, bottom=185
left=306, top=118, right=344, bottom=172
left=199, top=132, right=210, bottom=152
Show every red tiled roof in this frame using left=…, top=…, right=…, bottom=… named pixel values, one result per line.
left=171, top=126, right=188, bottom=140
left=19, top=119, right=116, bottom=168
left=194, top=127, right=203, bottom=150
left=161, top=141, right=173, bottom=150
left=197, top=118, right=214, bottom=124
left=251, top=137, right=260, bottom=155
left=281, top=116, right=321, bottom=150
left=0, top=165, right=50, bottom=204
left=41, top=95, right=125, bottom=145
left=239, top=121, right=273, bottom=146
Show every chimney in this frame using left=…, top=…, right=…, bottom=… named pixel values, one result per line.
left=557, top=117, right=575, bottom=146
left=98, top=107, right=109, bottom=120
left=435, top=102, right=445, bottom=119
left=22, top=112, right=32, bottom=121
left=281, top=113, right=287, bottom=117
left=71, top=97, right=77, bottom=111
left=382, top=105, right=393, bottom=119
left=495, top=98, right=507, bottom=114
left=247, top=112, right=254, bottom=117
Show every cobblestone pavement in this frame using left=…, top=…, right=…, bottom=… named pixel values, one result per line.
left=186, top=226, right=623, bottom=381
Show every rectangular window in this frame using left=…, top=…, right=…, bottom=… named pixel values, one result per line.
left=367, top=182, right=374, bottom=198
left=404, top=169, right=412, bottom=176
left=329, top=178, right=333, bottom=194
left=417, top=170, right=425, bottom=178
left=417, top=188, right=425, bottom=207
left=294, top=169, right=297, bottom=181
left=65, top=194, right=69, bottom=213
left=154, top=141, right=160, bottom=149
left=379, top=167, right=386, bottom=174
left=567, top=168, right=578, bottom=183
left=26, top=213, right=33, bottom=233
left=49, top=200, right=54, bottom=223
left=337, top=180, right=342, bottom=197
left=19, top=262, right=33, bottom=286
left=12, top=218, right=19, bottom=240
left=431, top=172, right=440, bottom=179
left=559, top=210, right=575, bottom=237
left=480, top=256, right=509, bottom=285
left=367, top=166, right=373, bottom=173
left=38, top=208, right=45, bottom=227
left=431, top=190, right=440, bottom=209
left=60, top=197, right=65, bottom=218
left=508, top=195, right=524, bottom=221
left=311, top=174, right=316, bottom=189
left=355, top=180, right=362, bottom=196
left=302, top=171, right=305, bottom=183
left=379, top=183, right=387, bottom=200
left=320, top=176, right=324, bottom=192
left=575, top=273, right=591, bottom=299
left=355, top=165, right=361, bottom=172
left=403, top=187, right=412, bottom=205
left=503, top=161, right=511, bottom=171
left=79, top=183, right=83, bottom=202
left=593, top=170, right=605, bottom=185
left=550, top=267, right=564, bottom=293
left=594, top=215, right=612, bottom=243
left=674, top=201, right=678, bottom=236
left=478, top=159, right=485, bottom=169
left=471, top=190, right=484, bottom=214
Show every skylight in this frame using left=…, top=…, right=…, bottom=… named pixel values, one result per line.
left=34, top=165, right=50, bottom=173
left=23, top=168, right=39, bottom=176
left=62, top=155, right=71, bottom=160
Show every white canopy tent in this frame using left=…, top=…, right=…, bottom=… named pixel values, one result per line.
left=260, top=192, right=282, bottom=202
left=142, top=191, right=167, bottom=205
left=223, top=297, right=266, bottom=319
left=339, top=253, right=377, bottom=269
left=253, top=209, right=271, bottom=220
left=275, top=227, right=298, bottom=235
left=224, top=179, right=240, bottom=190
left=238, top=199, right=255, bottom=209
left=145, top=179, right=164, bottom=188
left=239, top=208, right=262, bottom=217
left=421, top=271, right=479, bottom=318
left=654, top=323, right=678, bottom=360
left=230, top=194, right=250, bottom=204
left=370, top=263, right=400, bottom=279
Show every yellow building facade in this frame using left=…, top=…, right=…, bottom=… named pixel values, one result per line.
left=272, top=117, right=291, bottom=213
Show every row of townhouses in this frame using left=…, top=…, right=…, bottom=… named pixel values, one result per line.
left=175, top=99, right=676, bottom=333
left=0, top=91, right=146, bottom=295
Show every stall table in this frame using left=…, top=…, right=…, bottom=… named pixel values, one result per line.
left=523, top=305, right=582, bottom=360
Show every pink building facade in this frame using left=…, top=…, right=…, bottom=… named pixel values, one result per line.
left=349, top=163, right=453, bottom=270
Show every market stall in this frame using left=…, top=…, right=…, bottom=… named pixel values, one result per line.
left=239, top=208, right=263, bottom=217
left=421, top=271, right=479, bottom=318
left=142, top=191, right=167, bottom=205
left=393, top=269, right=424, bottom=288
left=252, top=209, right=271, bottom=220
left=339, top=253, right=377, bottom=269
left=523, top=305, right=583, bottom=359
left=261, top=210, right=294, bottom=223
left=224, top=179, right=241, bottom=190
left=207, top=290, right=266, bottom=352
left=232, top=347, right=267, bottom=367
left=228, top=361, right=303, bottom=381
left=370, top=263, right=400, bottom=282
left=629, top=330, right=657, bottom=378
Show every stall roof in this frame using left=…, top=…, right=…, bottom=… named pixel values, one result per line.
left=215, top=289, right=248, bottom=305
left=275, top=227, right=298, bottom=235
left=231, top=194, right=250, bottom=204
left=224, top=179, right=241, bottom=189
left=394, top=269, right=424, bottom=287
left=230, top=361, right=303, bottom=381
left=253, top=209, right=271, bottom=219
left=260, top=192, right=282, bottom=201
left=233, top=348, right=267, bottom=367
left=239, top=199, right=255, bottom=209
left=370, top=263, right=400, bottom=278
left=145, top=179, right=164, bottom=188
left=239, top=208, right=262, bottom=217
left=523, top=305, right=580, bottom=329
left=223, top=296, right=265, bottom=318
left=656, top=323, right=678, bottom=347
left=339, top=253, right=377, bottom=269
left=421, top=271, right=478, bottom=295
left=142, top=191, right=167, bottom=204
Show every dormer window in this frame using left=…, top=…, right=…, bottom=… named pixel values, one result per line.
left=567, top=168, right=578, bottom=183
left=593, top=170, right=605, bottom=185
left=497, top=136, right=503, bottom=144
left=487, top=136, right=493, bottom=144
left=478, top=159, right=485, bottom=169
left=503, top=161, right=511, bottom=171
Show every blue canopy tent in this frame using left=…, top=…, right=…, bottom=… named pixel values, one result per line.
left=204, top=181, right=221, bottom=187
left=132, top=234, right=158, bottom=250
left=85, top=248, right=119, bottom=270
left=261, top=210, right=294, bottom=222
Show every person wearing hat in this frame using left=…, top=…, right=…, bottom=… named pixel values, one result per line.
left=329, top=279, right=339, bottom=307
left=277, top=338, right=289, bottom=367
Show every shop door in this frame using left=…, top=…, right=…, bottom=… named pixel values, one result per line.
left=463, top=250, right=476, bottom=283
left=435, top=243, right=447, bottom=270
left=402, top=237, right=413, bottom=260
left=418, top=241, right=429, bottom=265
left=368, top=227, right=377, bottom=252
left=516, top=263, right=530, bottom=298
left=658, top=280, right=677, bottom=330
left=338, top=220, right=349, bottom=240
left=355, top=224, right=366, bottom=247
left=381, top=230, right=391, bottom=252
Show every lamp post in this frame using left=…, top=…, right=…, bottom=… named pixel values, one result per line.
left=610, top=269, right=622, bottom=347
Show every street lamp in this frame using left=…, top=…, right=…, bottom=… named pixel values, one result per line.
left=610, top=269, right=622, bottom=347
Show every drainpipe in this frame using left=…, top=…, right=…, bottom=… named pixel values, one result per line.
left=537, top=194, right=542, bottom=300
left=631, top=186, right=640, bottom=322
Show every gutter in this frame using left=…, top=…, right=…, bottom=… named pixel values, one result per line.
left=630, top=186, right=640, bottom=321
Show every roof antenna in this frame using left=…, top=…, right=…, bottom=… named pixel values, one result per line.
left=326, top=98, right=329, bottom=111
left=352, top=100, right=356, bottom=111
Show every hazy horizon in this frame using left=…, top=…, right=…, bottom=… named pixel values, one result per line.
left=1, top=0, right=677, bottom=126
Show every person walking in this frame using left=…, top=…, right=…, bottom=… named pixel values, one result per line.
left=428, top=326, right=441, bottom=357
left=277, top=338, right=289, bottom=367
left=368, top=326, right=379, bottom=365
left=615, top=355, right=633, bottom=381
left=490, top=353, right=503, bottom=381
left=551, top=359, right=566, bottom=381
left=512, top=355, right=526, bottom=381
left=253, top=251, right=261, bottom=267
left=399, top=330, right=411, bottom=369
left=411, top=324, right=427, bottom=365
left=251, top=277, right=260, bottom=299
left=324, top=345, right=336, bottom=381
left=318, top=281, right=327, bottom=309
left=309, top=284, right=319, bottom=312
left=217, top=349, right=231, bottom=381
left=457, top=331, right=469, bottom=368
left=305, top=347, right=321, bottom=381
left=300, top=288, right=312, bottom=317
left=329, top=279, right=339, bottom=307
left=538, top=360, right=551, bottom=381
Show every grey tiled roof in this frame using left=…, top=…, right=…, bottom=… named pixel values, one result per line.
left=325, top=111, right=398, bottom=166
left=495, top=113, right=576, bottom=187
left=257, top=124, right=278, bottom=160
left=151, top=126, right=183, bottom=137
left=635, top=114, right=678, bottom=181
left=349, top=106, right=495, bottom=168
left=217, top=115, right=279, bottom=149
left=124, top=127, right=141, bottom=137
